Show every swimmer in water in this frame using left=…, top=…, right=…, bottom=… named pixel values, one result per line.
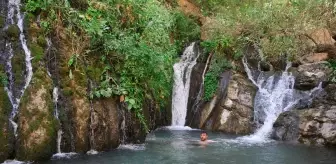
left=199, top=131, right=216, bottom=147
left=200, top=131, right=208, bottom=142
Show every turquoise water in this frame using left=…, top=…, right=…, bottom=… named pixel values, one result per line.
left=40, top=128, right=336, bottom=164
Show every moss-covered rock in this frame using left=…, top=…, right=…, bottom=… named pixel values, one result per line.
left=0, top=82, right=14, bottom=163
left=29, top=42, right=44, bottom=66
left=6, top=24, right=20, bottom=40
left=37, top=36, right=47, bottom=48
left=16, top=68, right=57, bottom=161
left=0, top=16, right=5, bottom=28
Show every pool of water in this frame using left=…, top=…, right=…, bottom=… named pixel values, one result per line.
left=39, top=128, right=336, bottom=164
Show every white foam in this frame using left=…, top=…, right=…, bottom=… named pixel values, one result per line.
left=2, top=160, right=30, bottom=164
left=86, top=149, right=99, bottom=155
left=118, top=144, right=146, bottom=151
left=158, top=126, right=199, bottom=131
left=51, top=152, right=78, bottom=159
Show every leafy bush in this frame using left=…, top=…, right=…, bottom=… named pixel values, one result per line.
left=0, top=71, right=7, bottom=87
left=328, top=60, right=336, bottom=82
left=203, top=53, right=232, bottom=101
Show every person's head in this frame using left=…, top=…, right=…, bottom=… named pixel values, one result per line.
left=200, top=131, right=208, bottom=141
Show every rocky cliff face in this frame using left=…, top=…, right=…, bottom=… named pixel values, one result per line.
left=0, top=6, right=171, bottom=164
left=186, top=68, right=256, bottom=134
left=272, top=29, right=336, bottom=146
left=272, top=84, right=336, bottom=145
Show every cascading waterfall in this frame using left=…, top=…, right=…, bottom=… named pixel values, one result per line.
left=242, top=57, right=323, bottom=142
left=5, top=0, right=33, bottom=136
left=171, top=42, right=199, bottom=127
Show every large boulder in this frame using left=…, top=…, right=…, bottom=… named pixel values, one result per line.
left=197, top=72, right=256, bottom=134
left=211, top=73, right=255, bottom=134
left=298, top=106, right=336, bottom=145
left=294, top=62, right=331, bottom=90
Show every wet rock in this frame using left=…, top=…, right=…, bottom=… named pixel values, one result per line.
left=297, top=107, right=336, bottom=145
left=185, top=62, right=206, bottom=127
left=120, top=105, right=147, bottom=144
left=211, top=73, right=255, bottom=134
left=197, top=72, right=256, bottom=134
left=71, top=95, right=90, bottom=153
left=16, top=71, right=57, bottom=161
left=294, top=62, right=332, bottom=90
left=272, top=111, right=300, bottom=141
left=274, top=84, right=336, bottom=145
left=91, top=98, right=120, bottom=151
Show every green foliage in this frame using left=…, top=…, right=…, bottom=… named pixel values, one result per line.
left=198, top=0, right=333, bottom=61
left=173, top=12, right=201, bottom=50
left=203, top=53, right=232, bottom=101
left=0, top=71, right=7, bottom=87
left=328, top=60, right=336, bottom=83
left=201, top=37, right=232, bottom=53
left=25, top=0, right=49, bottom=12
left=25, top=0, right=201, bottom=131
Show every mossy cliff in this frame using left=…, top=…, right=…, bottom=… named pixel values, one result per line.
left=16, top=68, right=57, bottom=161
left=15, top=25, right=57, bottom=160
left=0, top=66, right=14, bottom=162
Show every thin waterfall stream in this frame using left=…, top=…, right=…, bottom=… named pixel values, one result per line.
left=5, top=0, right=33, bottom=136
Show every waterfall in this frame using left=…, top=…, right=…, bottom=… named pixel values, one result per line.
left=171, top=42, right=200, bottom=127
left=242, top=57, right=323, bottom=142
left=188, top=52, right=213, bottom=126
left=52, top=87, right=63, bottom=154
left=4, top=0, right=33, bottom=136
left=87, top=98, right=98, bottom=155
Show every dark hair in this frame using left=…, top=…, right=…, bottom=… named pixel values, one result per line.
left=201, top=131, right=207, bottom=135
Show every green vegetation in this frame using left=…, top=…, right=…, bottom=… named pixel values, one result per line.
left=24, top=0, right=201, bottom=130
left=201, top=38, right=233, bottom=101
left=198, top=0, right=333, bottom=61
left=23, top=0, right=336, bottom=123
left=328, top=60, right=336, bottom=82
left=0, top=71, right=7, bottom=86
left=196, top=0, right=335, bottom=100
